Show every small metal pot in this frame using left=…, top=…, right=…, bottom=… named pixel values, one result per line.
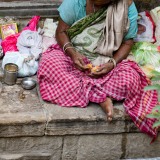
left=21, top=77, right=37, bottom=90
left=3, top=63, right=18, bottom=85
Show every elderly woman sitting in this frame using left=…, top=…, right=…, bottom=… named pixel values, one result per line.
left=38, top=0, right=158, bottom=139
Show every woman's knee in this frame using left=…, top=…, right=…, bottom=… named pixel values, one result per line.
left=126, top=70, right=140, bottom=89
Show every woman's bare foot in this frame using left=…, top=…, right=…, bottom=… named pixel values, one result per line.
left=100, top=97, right=113, bottom=122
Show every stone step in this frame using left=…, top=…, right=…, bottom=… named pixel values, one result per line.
left=43, top=102, right=137, bottom=136
left=0, top=0, right=159, bottom=19
left=0, top=81, right=136, bottom=138
left=0, top=1, right=61, bottom=18
left=0, top=80, right=160, bottom=160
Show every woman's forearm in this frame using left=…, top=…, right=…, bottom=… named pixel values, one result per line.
left=56, top=30, right=70, bottom=49
left=56, top=31, right=76, bottom=58
left=113, top=39, right=134, bottom=64
left=55, top=19, right=76, bottom=58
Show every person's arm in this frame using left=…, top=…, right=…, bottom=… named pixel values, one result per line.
left=56, top=18, right=73, bottom=58
left=91, top=39, right=133, bottom=77
left=113, top=39, right=134, bottom=64
left=56, top=18, right=87, bottom=71
left=91, top=0, right=137, bottom=77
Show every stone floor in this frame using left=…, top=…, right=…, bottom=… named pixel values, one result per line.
left=0, top=75, right=131, bottom=138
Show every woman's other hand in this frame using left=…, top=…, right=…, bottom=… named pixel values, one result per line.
left=89, top=62, right=114, bottom=78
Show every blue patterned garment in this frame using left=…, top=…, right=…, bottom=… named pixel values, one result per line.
left=58, top=0, right=138, bottom=40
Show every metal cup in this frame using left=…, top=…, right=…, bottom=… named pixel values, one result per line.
left=3, top=63, right=18, bottom=85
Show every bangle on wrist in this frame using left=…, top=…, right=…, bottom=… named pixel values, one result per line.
left=64, top=46, right=75, bottom=52
left=108, top=58, right=116, bottom=68
left=63, top=42, right=73, bottom=52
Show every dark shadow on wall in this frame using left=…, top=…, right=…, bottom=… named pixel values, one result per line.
left=135, top=0, right=160, bottom=11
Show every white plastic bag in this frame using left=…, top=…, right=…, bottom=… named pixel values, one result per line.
left=2, top=51, right=38, bottom=77
left=134, top=11, right=156, bottom=43
left=17, top=30, right=42, bottom=60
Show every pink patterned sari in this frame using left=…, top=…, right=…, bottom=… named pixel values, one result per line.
left=38, top=44, right=158, bottom=139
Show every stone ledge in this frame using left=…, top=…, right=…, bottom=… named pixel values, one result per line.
left=0, top=79, right=139, bottom=138
left=0, top=0, right=159, bottom=19
left=0, top=134, right=160, bottom=160
left=0, top=81, right=159, bottom=159
left=0, top=1, right=60, bottom=18
left=43, top=103, right=138, bottom=136
left=0, top=83, right=47, bottom=137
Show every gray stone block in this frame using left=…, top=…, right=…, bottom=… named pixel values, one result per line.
left=43, top=102, right=138, bottom=136
left=0, top=84, right=46, bottom=137
left=0, top=0, right=159, bottom=19
left=62, top=136, right=79, bottom=160
left=125, top=134, right=160, bottom=159
left=135, top=0, right=160, bottom=11
left=0, top=1, right=60, bottom=18
left=0, top=136, right=62, bottom=160
left=77, top=135, right=122, bottom=160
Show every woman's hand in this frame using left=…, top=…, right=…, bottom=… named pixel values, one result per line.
left=90, top=62, right=114, bottom=78
left=71, top=51, right=88, bottom=71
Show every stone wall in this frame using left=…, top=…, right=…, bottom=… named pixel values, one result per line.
left=0, top=134, right=160, bottom=160
left=135, top=0, right=160, bottom=11
left=0, top=0, right=159, bottom=19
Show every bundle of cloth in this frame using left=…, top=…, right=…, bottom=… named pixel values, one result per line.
left=134, top=7, right=160, bottom=45
left=1, top=16, right=43, bottom=77
left=41, top=18, right=57, bottom=52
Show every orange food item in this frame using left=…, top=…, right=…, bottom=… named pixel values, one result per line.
left=91, top=66, right=100, bottom=73
left=85, top=64, right=100, bottom=73
left=86, top=63, right=93, bottom=69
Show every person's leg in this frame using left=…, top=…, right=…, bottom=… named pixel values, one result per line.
left=38, top=47, right=89, bottom=107
left=99, top=97, right=113, bottom=121
left=100, top=60, right=158, bottom=137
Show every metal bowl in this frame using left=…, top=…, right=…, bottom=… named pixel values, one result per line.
left=21, top=78, right=37, bottom=90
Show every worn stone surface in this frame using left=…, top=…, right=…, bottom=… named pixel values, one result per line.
left=126, top=134, right=160, bottom=159
left=77, top=135, right=122, bottom=160
left=43, top=102, right=138, bottom=136
left=62, top=136, right=79, bottom=160
left=0, top=134, right=159, bottom=160
left=0, top=84, right=40, bottom=114
left=1, top=79, right=157, bottom=160
left=135, top=0, right=160, bottom=11
left=0, top=0, right=159, bottom=20
left=0, top=136, right=62, bottom=160
left=0, top=1, right=60, bottom=18
left=0, top=83, right=46, bottom=137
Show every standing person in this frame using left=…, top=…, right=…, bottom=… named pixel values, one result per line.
left=38, top=0, right=158, bottom=138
